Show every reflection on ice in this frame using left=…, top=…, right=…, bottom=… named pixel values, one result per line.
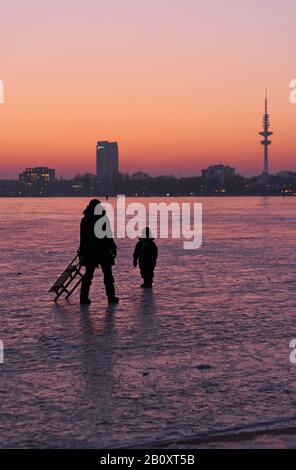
left=1, top=197, right=296, bottom=448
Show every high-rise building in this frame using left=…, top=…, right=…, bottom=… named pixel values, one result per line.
left=96, top=141, right=119, bottom=181
left=19, top=167, right=55, bottom=187
left=259, top=90, right=273, bottom=175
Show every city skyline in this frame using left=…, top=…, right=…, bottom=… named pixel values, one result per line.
left=0, top=0, right=296, bottom=178
left=2, top=160, right=296, bottom=197
left=10, top=159, right=296, bottom=181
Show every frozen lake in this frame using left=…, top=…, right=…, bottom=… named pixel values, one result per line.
left=1, top=196, right=296, bottom=448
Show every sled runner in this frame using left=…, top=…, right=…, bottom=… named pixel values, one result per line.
left=49, top=254, right=83, bottom=301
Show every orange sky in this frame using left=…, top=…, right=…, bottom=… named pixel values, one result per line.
left=0, top=0, right=296, bottom=178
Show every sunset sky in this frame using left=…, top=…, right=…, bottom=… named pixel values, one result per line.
left=0, top=0, right=296, bottom=178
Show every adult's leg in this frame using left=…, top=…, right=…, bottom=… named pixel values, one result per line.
left=140, top=262, right=154, bottom=286
left=100, top=263, right=116, bottom=298
left=80, top=264, right=96, bottom=301
left=144, top=269, right=154, bottom=286
left=140, top=266, right=145, bottom=280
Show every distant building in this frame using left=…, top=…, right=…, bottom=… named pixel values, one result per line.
left=202, top=164, right=235, bottom=180
left=96, top=141, right=119, bottom=181
left=277, top=171, right=296, bottom=178
left=19, top=167, right=55, bottom=187
left=131, top=172, right=150, bottom=180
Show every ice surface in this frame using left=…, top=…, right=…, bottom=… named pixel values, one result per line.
left=1, top=197, right=296, bottom=448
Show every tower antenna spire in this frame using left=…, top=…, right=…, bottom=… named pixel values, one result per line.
left=259, top=90, right=273, bottom=175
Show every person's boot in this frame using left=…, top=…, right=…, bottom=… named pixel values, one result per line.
left=108, top=296, right=119, bottom=304
left=80, top=279, right=91, bottom=305
left=141, top=282, right=152, bottom=288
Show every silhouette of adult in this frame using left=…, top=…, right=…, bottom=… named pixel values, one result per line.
left=79, top=199, right=119, bottom=305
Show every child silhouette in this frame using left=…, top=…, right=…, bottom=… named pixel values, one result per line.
left=133, top=227, right=158, bottom=288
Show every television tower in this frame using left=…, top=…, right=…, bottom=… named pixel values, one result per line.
left=259, top=90, right=273, bottom=175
